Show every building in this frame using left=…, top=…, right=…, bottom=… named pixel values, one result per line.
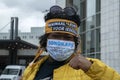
left=58, top=0, right=119, bottom=73
left=0, top=27, right=44, bottom=46
left=18, top=27, right=44, bottom=46
left=0, top=27, right=44, bottom=71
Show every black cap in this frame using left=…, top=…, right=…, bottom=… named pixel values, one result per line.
left=44, top=5, right=81, bottom=27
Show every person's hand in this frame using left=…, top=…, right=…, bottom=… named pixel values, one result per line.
left=69, top=54, right=92, bottom=72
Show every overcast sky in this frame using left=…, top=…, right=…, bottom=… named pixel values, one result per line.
left=0, top=0, right=55, bottom=32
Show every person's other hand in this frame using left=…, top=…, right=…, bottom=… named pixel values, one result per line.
left=69, top=54, right=92, bottom=72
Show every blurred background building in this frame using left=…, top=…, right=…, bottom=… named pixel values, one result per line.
left=0, top=17, right=45, bottom=73
left=0, top=27, right=44, bottom=46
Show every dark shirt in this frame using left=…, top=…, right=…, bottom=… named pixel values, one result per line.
left=34, top=58, right=65, bottom=80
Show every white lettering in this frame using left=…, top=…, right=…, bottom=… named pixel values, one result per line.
left=65, top=28, right=77, bottom=34
left=52, top=26, right=64, bottom=31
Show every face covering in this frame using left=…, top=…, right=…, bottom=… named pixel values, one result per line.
left=47, top=39, right=75, bottom=61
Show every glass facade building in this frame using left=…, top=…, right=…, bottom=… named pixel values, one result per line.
left=71, top=0, right=101, bottom=59
left=79, top=0, right=100, bottom=58
left=65, top=0, right=120, bottom=73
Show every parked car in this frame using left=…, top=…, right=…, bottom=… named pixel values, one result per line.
left=0, top=65, right=25, bottom=80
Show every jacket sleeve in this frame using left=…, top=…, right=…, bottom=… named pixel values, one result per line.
left=86, top=58, right=120, bottom=80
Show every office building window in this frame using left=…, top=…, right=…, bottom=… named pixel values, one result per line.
left=96, top=0, right=101, bottom=12
left=3, top=36, right=7, bottom=39
left=86, top=30, right=95, bottom=53
left=86, top=15, right=96, bottom=30
left=96, top=29, right=100, bottom=52
left=96, top=13, right=101, bottom=27
left=80, top=0, right=86, bottom=19
left=29, top=36, right=33, bottom=39
left=22, top=36, right=26, bottom=39
left=81, top=33, right=86, bottom=54
left=80, top=20, right=86, bottom=32
left=36, top=36, right=39, bottom=39
left=86, top=0, right=96, bottom=17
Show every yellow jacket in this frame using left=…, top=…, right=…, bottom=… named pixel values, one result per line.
left=22, top=56, right=120, bottom=80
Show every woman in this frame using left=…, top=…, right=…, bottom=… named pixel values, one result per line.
left=21, top=5, right=120, bottom=80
